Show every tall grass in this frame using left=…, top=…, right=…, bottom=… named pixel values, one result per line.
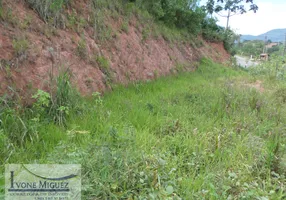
left=25, top=0, right=70, bottom=27
left=249, top=55, right=286, bottom=80
left=1, top=60, right=285, bottom=199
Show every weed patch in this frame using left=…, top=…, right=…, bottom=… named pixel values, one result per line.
left=120, top=20, right=129, bottom=33
left=76, top=37, right=87, bottom=59
left=25, top=0, right=70, bottom=27
left=12, top=37, right=29, bottom=57
left=1, top=60, right=286, bottom=199
left=96, top=56, right=113, bottom=85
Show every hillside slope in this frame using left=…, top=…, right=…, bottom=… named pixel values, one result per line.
left=241, top=28, right=286, bottom=42
left=0, top=0, right=229, bottom=103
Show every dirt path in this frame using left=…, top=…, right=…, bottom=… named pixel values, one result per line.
left=235, top=55, right=259, bottom=68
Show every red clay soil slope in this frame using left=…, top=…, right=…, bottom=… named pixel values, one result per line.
left=0, top=0, right=230, bottom=103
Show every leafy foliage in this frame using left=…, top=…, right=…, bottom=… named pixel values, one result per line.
left=206, top=0, right=258, bottom=15
left=49, top=69, right=78, bottom=126
left=237, top=40, right=265, bottom=57
left=267, top=45, right=280, bottom=54
left=135, top=0, right=205, bottom=34
left=96, top=56, right=110, bottom=69
left=202, top=17, right=224, bottom=42
left=223, top=29, right=239, bottom=55
left=31, top=69, right=80, bottom=126
left=201, top=17, right=238, bottom=55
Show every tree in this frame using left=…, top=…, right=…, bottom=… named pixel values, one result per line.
left=205, top=0, right=258, bottom=30
left=136, top=0, right=206, bottom=34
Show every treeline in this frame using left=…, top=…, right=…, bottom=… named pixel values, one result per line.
left=237, top=40, right=283, bottom=57
left=132, top=0, right=226, bottom=38
left=133, top=0, right=204, bottom=34
left=131, top=0, right=237, bottom=53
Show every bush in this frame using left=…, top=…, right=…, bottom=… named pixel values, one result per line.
left=96, top=56, right=113, bottom=85
left=49, top=69, right=76, bottom=126
left=135, top=0, right=206, bottom=35
left=223, top=29, right=238, bottom=55
left=268, top=45, right=280, bottom=54
left=97, top=56, right=110, bottom=69
left=32, top=69, right=79, bottom=126
left=202, top=17, right=224, bottom=42
left=237, top=40, right=264, bottom=57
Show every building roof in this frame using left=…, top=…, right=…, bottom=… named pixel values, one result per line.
left=266, top=42, right=278, bottom=48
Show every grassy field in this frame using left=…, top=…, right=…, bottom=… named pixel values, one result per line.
left=1, top=59, right=286, bottom=199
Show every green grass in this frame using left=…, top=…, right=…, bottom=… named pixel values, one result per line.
left=12, top=37, right=29, bottom=56
left=1, top=59, right=286, bottom=199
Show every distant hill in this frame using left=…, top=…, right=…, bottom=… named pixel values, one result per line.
left=241, top=28, right=286, bottom=42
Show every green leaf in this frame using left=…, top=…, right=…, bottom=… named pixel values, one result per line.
left=166, top=185, right=174, bottom=195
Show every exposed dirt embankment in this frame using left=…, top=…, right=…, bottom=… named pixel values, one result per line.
left=0, top=0, right=230, bottom=103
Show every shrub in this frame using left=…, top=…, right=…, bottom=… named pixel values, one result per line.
left=97, top=56, right=110, bottom=69
left=32, top=69, right=79, bottom=126
left=96, top=56, right=113, bottom=85
left=49, top=69, right=75, bottom=126
left=223, top=29, right=238, bottom=56
left=135, top=0, right=205, bottom=35
left=202, top=17, right=224, bottom=42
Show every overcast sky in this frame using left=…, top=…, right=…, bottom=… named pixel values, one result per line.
left=201, top=0, right=286, bottom=36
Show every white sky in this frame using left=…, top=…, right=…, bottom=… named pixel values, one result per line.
left=201, top=0, right=286, bottom=35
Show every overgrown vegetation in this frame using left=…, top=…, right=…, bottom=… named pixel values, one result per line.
left=1, top=60, right=285, bottom=199
left=25, top=0, right=70, bottom=27
left=237, top=40, right=265, bottom=57
left=249, top=55, right=286, bottom=80
left=89, top=0, right=123, bottom=41
left=76, top=36, right=87, bottom=59
left=12, top=37, right=29, bottom=56
left=132, top=0, right=238, bottom=53
left=237, top=40, right=283, bottom=57
left=96, top=55, right=110, bottom=70
left=202, top=17, right=224, bottom=42
left=13, top=0, right=239, bottom=53
left=134, top=0, right=205, bottom=35
left=201, top=18, right=238, bottom=55
left=96, top=55, right=113, bottom=85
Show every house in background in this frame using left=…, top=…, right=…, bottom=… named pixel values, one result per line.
left=266, top=42, right=279, bottom=49
left=260, top=53, right=269, bottom=61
